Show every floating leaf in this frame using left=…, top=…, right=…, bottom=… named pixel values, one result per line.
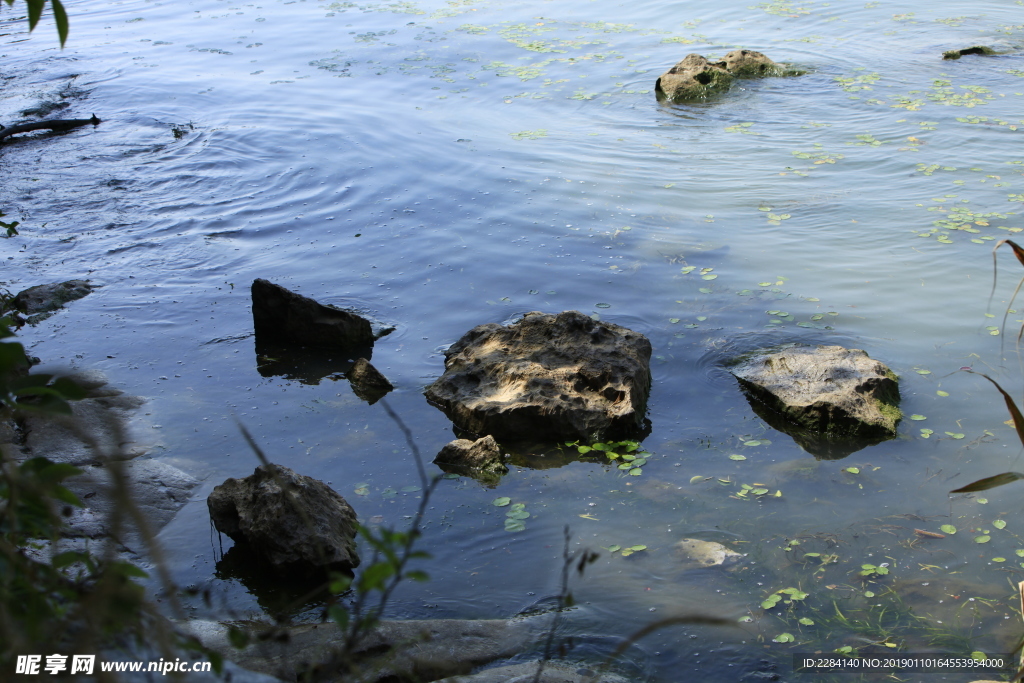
left=355, top=484, right=370, bottom=496
left=729, top=454, right=747, bottom=461
left=595, top=303, right=612, bottom=308
left=401, top=485, right=421, bottom=493
left=993, top=557, right=1007, bottom=562
left=979, top=498, right=989, bottom=504
left=689, top=475, right=705, bottom=484
left=669, top=318, right=681, bottom=324
left=680, top=266, right=696, bottom=274
left=699, top=287, right=712, bottom=294
left=916, top=369, right=932, bottom=375
left=629, top=468, right=643, bottom=476
left=798, top=617, right=814, bottom=626
left=744, top=440, right=763, bottom=447
left=937, top=390, right=949, bottom=397
left=845, top=467, right=860, bottom=474
left=504, top=519, right=526, bottom=532
left=994, top=520, right=1007, bottom=529
left=975, top=535, right=992, bottom=543
left=506, top=510, right=530, bottom=520
left=607, top=545, right=622, bottom=553
left=940, top=524, right=957, bottom=534
left=773, top=633, right=795, bottom=643
left=945, top=432, right=965, bottom=439
left=702, top=274, right=718, bottom=280
left=492, top=497, right=512, bottom=507
left=631, top=458, right=647, bottom=467
left=1015, top=549, right=1024, bottom=557
left=629, top=545, right=647, bottom=552
left=910, top=414, right=927, bottom=421
left=752, top=487, right=769, bottom=495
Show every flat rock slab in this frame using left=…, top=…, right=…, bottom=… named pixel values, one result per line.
left=184, top=617, right=541, bottom=683
left=207, top=463, right=360, bottom=573
left=251, top=278, right=374, bottom=350
left=18, top=369, right=147, bottom=466
left=728, top=344, right=900, bottom=459
left=425, top=311, right=652, bottom=442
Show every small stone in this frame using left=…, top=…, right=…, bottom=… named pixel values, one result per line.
left=251, top=278, right=374, bottom=350
left=348, top=357, right=393, bottom=405
left=434, top=435, right=508, bottom=484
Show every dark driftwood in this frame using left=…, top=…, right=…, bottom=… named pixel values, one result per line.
left=0, top=114, right=101, bottom=143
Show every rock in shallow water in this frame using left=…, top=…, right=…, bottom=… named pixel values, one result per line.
left=207, top=463, right=360, bottom=573
left=656, top=49, right=792, bottom=102
left=728, top=344, right=900, bottom=459
left=424, top=310, right=652, bottom=442
left=434, top=435, right=508, bottom=484
left=251, top=278, right=374, bottom=350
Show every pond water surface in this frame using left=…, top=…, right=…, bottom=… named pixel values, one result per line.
left=5, top=0, right=1024, bottom=679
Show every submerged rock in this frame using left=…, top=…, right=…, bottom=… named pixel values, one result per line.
left=251, top=278, right=375, bottom=350
left=943, top=45, right=997, bottom=59
left=656, top=49, right=794, bottom=102
left=434, top=435, right=508, bottom=484
left=424, top=310, right=652, bottom=442
left=676, top=538, right=745, bottom=569
left=348, top=357, right=393, bottom=404
left=13, top=279, right=94, bottom=323
left=207, top=463, right=360, bottom=574
left=728, top=344, right=900, bottom=459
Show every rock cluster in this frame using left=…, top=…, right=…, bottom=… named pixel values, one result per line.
left=656, top=49, right=790, bottom=102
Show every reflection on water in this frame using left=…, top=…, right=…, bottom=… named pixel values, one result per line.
left=5, top=0, right=1024, bottom=678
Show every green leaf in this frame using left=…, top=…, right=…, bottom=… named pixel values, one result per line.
left=629, top=468, right=643, bottom=476
left=773, top=633, right=795, bottom=643
left=492, top=497, right=512, bottom=506
left=975, top=535, right=991, bottom=543
left=845, top=467, right=860, bottom=474
left=940, top=524, right=956, bottom=534
left=798, top=617, right=814, bottom=626
left=729, top=454, right=747, bottom=461
left=607, top=545, right=621, bottom=553
left=506, top=510, right=530, bottom=520
left=910, top=414, right=927, bottom=421
left=628, top=545, right=647, bottom=551
left=504, top=518, right=526, bottom=532
left=950, top=471, right=1024, bottom=493
left=994, top=520, right=1007, bottom=530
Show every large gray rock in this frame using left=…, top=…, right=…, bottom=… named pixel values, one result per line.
left=19, top=371, right=147, bottom=466
left=251, top=278, right=374, bottom=350
left=183, top=617, right=541, bottom=683
left=728, top=344, right=901, bottom=459
left=425, top=311, right=652, bottom=442
left=656, top=49, right=790, bottom=102
left=207, top=463, right=360, bottom=573
left=434, top=435, right=507, bottom=484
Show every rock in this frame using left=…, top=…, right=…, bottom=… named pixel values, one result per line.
left=207, top=463, right=360, bottom=573
left=425, top=311, right=652, bottom=442
left=728, top=344, right=900, bottom=459
left=183, top=617, right=542, bottom=683
left=251, top=278, right=375, bottom=350
left=434, top=435, right=508, bottom=483
left=656, top=50, right=791, bottom=102
left=676, top=538, right=745, bottom=569
left=62, top=458, right=200, bottom=548
left=18, top=370, right=147, bottom=466
left=720, top=48, right=780, bottom=77
left=436, top=661, right=632, bottom=682
left=348, top=357, right=393, bottom=404
left=655, top=54, right=733, bottom=101
left=943, top=46, right=997, bottom=59
left=13, top=279, right=94, bottom=323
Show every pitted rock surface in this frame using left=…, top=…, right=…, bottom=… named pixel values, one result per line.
left=656, top=49, right=787, bottom=102
left=425, top=311, right=651, bottom=442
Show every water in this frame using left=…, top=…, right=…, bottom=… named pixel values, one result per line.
left=4, top=0, right=1024, bottom=679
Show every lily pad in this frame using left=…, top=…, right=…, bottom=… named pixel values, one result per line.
left=492, top=497, right=511, bottom=507
left=940, top=524, right=957, bottom=534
